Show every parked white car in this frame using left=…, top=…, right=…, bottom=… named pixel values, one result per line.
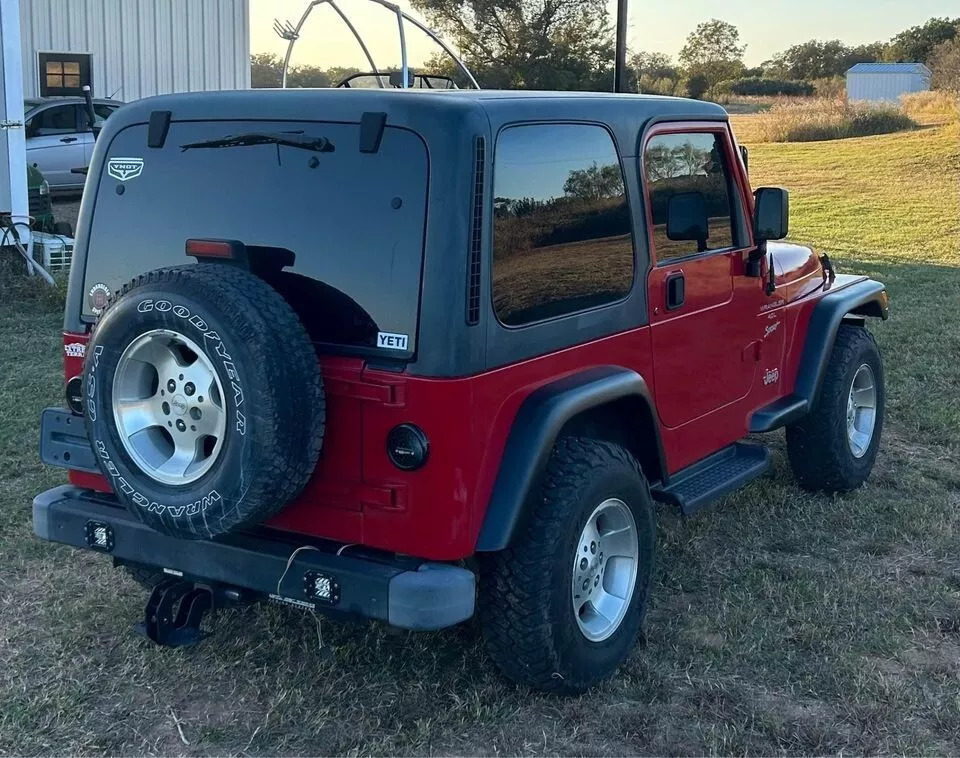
left=24, top=97, right=123, bottom=192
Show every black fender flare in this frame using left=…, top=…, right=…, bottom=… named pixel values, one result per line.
left=475, top=366, right=665, bottom=552
left=751, top=278, right=888, bottom=432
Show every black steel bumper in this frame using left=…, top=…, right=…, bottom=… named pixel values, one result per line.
left=33, top=485, right=476, bottom=630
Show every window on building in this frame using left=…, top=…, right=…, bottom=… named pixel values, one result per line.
left=643, top=132, right=739, bottom=261
left=492, top=124, right=634, bottom=327
left=38, top=53, right=91, bottom=97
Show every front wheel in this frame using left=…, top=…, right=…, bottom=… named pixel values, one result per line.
left=787, top=324, right=885, bottom=492
left=478, top=437, right=656, bottom=693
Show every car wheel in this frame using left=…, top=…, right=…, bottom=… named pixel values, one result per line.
left=478, top=437, right=655, bottom=693
left=786, top=324, right=884, bottom=492
left=83, top=264, right=325, bottom=539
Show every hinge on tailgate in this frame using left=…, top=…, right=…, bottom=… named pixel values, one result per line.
left=324, top=377, right=398, bottom=404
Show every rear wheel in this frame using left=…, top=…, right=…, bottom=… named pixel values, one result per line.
left=787, top=324, right=884, bottom=492
left=478, top=437, right=655, bottom=693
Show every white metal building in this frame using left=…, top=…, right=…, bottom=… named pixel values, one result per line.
left=846, top=62, right=931, bottom=103
left=0, top=0, right=251, bottom=245
left=20, top=0, right=250, bottom=101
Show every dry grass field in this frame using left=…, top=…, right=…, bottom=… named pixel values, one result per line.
left=0, top=107, right=958, bottom=755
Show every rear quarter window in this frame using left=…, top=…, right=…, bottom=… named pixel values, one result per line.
left=491, top=123, right=634, bottom=327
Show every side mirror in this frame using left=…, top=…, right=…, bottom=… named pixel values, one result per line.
left=667, top=192, right=709, bottom=252
left=753, top=187, right=789, bottom=242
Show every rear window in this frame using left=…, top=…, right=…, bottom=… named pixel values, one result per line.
left=82, top=120, right=428, bottom=358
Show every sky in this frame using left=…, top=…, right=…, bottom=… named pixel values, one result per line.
left=251, top=0, right=959, bottom=70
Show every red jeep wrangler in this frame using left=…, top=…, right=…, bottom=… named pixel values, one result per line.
left=35, top=89, right=888, bottom=693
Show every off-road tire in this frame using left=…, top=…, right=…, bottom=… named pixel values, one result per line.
left=84, top=264, right=325, bottom=539
left=786, top=324, right=884, bottom=492
left=478, top=437, right=655, bottom=693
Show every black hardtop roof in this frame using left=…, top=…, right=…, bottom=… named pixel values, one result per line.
left=116, top=87, right=728, bottom=127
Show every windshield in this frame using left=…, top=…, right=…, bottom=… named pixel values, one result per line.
left=82, top=120, right=428, bottom=358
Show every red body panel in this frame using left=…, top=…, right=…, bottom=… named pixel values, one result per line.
left=61, top=121, right=841, bottom=562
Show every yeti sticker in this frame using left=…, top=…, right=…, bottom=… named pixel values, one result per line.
left=377, top=332, right=409, bottom=351
left=107, top=157, right=144, bottom=182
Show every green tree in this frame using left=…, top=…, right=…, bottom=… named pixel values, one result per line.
left=563, top=163, right=624, bottom=200
left=684, top=73, right=710, bottom=100
left=930, top=37, right=960, bottom=92
left=885, top=17, right=960, bottom=65
left=628, top=51, right=680, bottom=94
left=679, top=19, right=746, bottom=91
left=251, top=52, right=282, bottom=88
left=409, top=0, right=614, bottom=90
left=766, top=40, right=878, bottom=80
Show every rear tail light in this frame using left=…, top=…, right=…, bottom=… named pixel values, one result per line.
left=185, top=239, right=244, bottom=260
left=65, top=376, right=83, bottom=415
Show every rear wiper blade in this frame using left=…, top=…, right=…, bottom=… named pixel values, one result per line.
left=180, top=132, right=335, bottom=153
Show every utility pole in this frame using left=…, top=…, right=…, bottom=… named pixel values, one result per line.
left=614, top=0, right=628, bottom=92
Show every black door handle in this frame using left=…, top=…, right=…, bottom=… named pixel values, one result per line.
left=60, top=136, right=78, bottom=143
left=665, top=272, right=685, bottom=310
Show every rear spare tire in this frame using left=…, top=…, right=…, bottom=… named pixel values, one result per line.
left=83, top=265, right=325, bottom=539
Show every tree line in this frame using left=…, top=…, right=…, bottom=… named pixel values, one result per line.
left=251, top=5, right=960, bottom=97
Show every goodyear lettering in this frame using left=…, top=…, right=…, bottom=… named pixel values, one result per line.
left=95, top=439, right=224, bottom=518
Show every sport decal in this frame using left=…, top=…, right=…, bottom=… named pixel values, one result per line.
left=88, top=283, right=111, bottom=315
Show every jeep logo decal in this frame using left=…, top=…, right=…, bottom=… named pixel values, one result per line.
left=107, top=157, right=144, bottom=182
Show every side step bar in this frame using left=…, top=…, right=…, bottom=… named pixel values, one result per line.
left=651, top=442, right=771, bottom=516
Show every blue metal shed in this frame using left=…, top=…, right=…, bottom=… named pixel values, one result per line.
left=846, top=62, right=932, bottom=103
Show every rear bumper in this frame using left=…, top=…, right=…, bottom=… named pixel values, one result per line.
left=33, top=485, right=475, bottom=630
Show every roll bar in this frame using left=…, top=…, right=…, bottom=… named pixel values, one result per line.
left=274, top=0, right=480, bottom=90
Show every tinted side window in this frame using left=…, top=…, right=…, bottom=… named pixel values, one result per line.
left=492, top=124, right=633, bottom=326
left=90, top=104, right=119, bottom=129
left=28, top=105, right=78, bottom=136
left=644, top=132, right=737, bottom=260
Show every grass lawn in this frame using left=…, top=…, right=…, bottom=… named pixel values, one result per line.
left=1, top=115, right=958, bottom=756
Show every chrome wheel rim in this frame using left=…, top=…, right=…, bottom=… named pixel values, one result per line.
left=846, top=363, right=877, bottom=459
left=571, top=498, right=639, bottom=642
left=112, top=329, right=227, bottom=486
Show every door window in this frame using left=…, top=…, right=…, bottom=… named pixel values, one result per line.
left=492, top=123, right=634, bottom=326
left=643, top=132, right=739, bottom=261
left=81, top=104, right=120, bottom=131
left=26, top=105, right=79, bottom=137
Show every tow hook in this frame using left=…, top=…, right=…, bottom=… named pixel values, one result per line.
left=135, top=578, right=253, bottom=647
